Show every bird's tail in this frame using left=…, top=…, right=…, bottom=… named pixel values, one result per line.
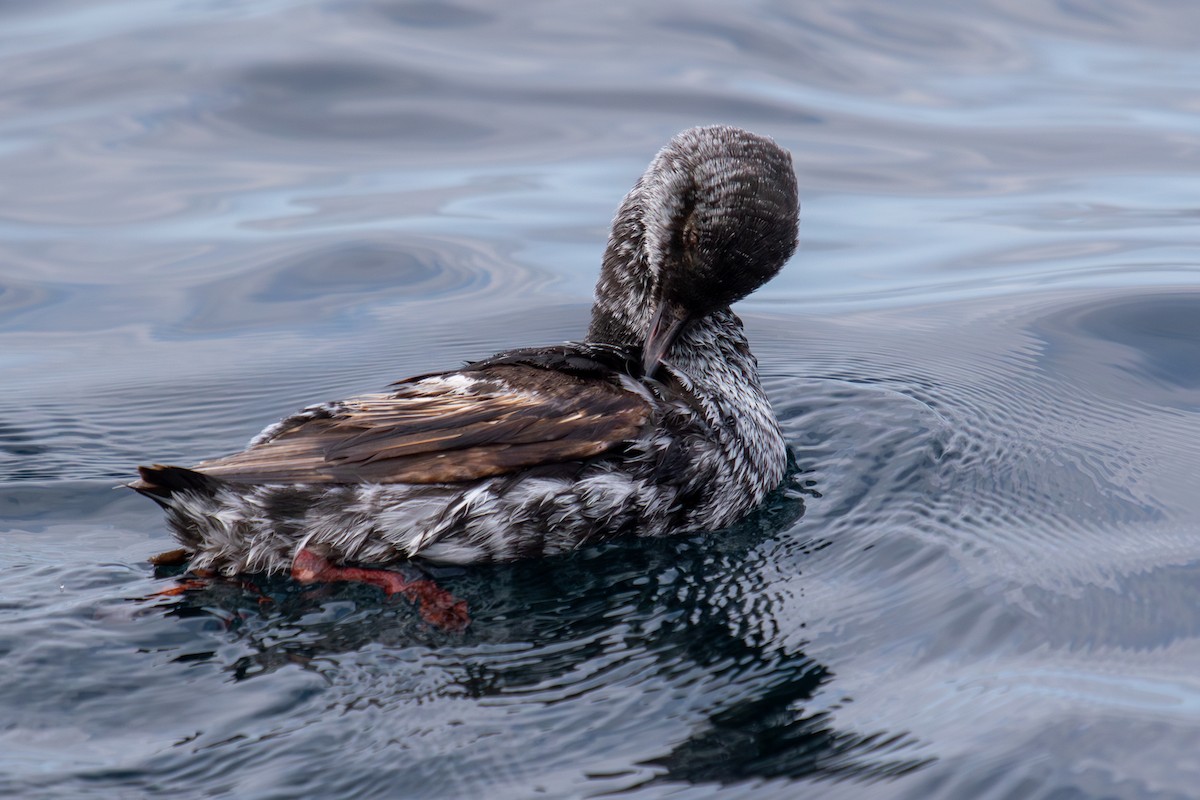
left=130, top=464, right=225, bottom=508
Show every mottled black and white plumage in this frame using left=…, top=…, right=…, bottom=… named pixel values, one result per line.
left=134, top=125, right=800, bottom=572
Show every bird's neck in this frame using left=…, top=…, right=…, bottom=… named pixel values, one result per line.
left=662, top=309, right=754, bottom=385
left=584, top=227, right=750, bottom=378
left=586, top=194, right=655, bottom=349
left=585, top=181, right=748, bottom=370
left=588, top=294, right=751, bottom=387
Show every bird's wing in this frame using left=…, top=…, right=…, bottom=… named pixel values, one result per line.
left=191, top=361, right=651, bottom=485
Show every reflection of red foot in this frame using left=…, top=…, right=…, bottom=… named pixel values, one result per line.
left=291, top=548, right=469, bottom=631
left=147, top=570, right=273, bottom=605
left=149, top=578, right=210, bottom=598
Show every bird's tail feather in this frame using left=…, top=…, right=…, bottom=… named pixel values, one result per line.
left=131, top=464, right=225, bottom=506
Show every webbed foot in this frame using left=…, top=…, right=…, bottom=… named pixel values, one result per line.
left=291, top=548, right=469, bottom=631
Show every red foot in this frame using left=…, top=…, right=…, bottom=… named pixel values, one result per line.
left=291, top=548, right=469, bottom=631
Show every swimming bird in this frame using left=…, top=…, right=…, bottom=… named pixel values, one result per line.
left=134, top=125, right=799, bottom=586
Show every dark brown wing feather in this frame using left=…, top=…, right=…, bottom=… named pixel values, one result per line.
left=190, top=364, right=650, bottom=485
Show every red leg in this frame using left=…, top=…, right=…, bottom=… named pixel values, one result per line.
left=291, top=548, right=469, bottom=631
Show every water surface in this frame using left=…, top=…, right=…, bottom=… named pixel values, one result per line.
left=3, top=1, right=1200, bottom=798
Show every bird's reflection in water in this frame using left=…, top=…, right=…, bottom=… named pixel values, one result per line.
left=147, top=461, right=932, bottom=786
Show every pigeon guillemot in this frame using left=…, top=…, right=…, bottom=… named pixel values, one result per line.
left=134, top=125, right=799, bottom=580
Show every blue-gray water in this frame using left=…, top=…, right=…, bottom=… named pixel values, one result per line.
left=3, top=1, right=1200, bottom=798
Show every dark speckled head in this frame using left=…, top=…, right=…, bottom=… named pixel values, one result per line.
left=587, top=126, right=799, bottom=371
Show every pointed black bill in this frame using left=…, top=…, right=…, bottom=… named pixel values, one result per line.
left=642, top=300, right=691, bottom=378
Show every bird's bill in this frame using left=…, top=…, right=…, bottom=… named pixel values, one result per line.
left=642, top=300, right=691, bottom=377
